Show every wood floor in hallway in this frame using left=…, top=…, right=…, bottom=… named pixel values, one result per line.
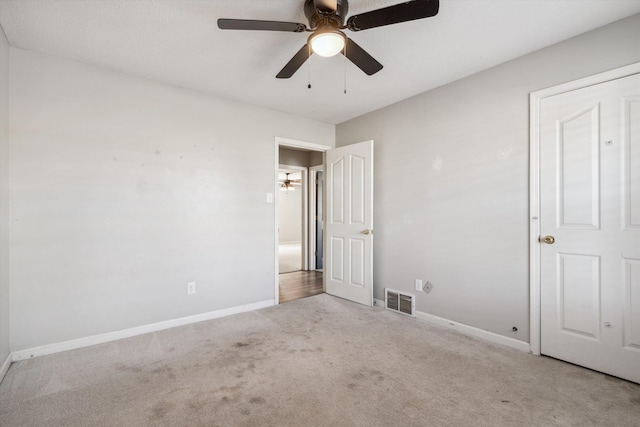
left=279, top=270, right=323, bottom=303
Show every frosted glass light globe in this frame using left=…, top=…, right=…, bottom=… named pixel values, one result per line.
left=310, top=31, right=345, bottom=57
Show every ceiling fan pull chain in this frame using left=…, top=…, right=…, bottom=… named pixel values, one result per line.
left=343, top=43, right=347, bottom=94
left=308, top=44, right=312, bottom=89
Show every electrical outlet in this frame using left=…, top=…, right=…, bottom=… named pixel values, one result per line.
left=423, top=281, right=433, bottom=293
left=415, top=279, right=423, bottom=291
left=187, top=282, right=196, bottom=295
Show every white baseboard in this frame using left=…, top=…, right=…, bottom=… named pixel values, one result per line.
left=375, top=297, right=528, bottom=352
left=0, top=353, right=11, bottom=384
left=11, top=299, right=275, bottom=362
left=415, top=310, right=530, bottom=353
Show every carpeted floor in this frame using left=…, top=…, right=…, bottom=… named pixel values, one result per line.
left=278, top=242, right=302, bottom=273
left=1, top=294, right=639, bottom=426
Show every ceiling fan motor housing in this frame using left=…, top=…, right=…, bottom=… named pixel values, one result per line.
left=304, top=0, right=349, bottom=29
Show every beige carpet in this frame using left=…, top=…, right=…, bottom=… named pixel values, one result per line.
left=278, top=242, right=301, bottom=273
left=1, top=294, right=639, bottom=426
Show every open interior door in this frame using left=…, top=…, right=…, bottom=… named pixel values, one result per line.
left=324, top=140, right=373, bottom=306
left=539, top=73, right=640, bottom=383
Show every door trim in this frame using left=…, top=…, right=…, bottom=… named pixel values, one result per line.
left=529, top=62, right=640, bottom=355
left=309, top=164, right=324, bottom=271
left=279, top=164, right=308, bottom=269
left=274, top=137, right=332, bottom=305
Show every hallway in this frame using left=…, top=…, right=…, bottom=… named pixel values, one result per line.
left=279, top=270, right=323, bottom=303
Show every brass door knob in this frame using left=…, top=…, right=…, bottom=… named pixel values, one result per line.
left=361, top=229, right=372, bottom=235
left=539, top=235, right=555, bottom=244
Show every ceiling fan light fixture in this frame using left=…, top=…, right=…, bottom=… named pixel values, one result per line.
left=220, top=0, right=441, bottom=79
left=280, top=182, right=296, bottom=191
left=280, top=173, right=297, bottom=191
left=309, top=29, right=345, bottom=57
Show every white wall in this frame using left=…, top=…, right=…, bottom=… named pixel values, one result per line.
left=279, top=148, right=310, bottom=168
left=9, top=48, right=334, bottom=351
left=278, top=147, right=323, bottom=168
left=336, top=14, right=640, bottom=343
left=0, top=24, right=10, bottom=364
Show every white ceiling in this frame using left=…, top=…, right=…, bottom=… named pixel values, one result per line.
left=1, top=0, right=639, bottom=125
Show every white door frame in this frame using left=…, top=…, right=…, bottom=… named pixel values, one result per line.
left=274, top=137, right=332, bottom=304
left=309, top=164, right=324, bottom=271
left=529, top=62, right=640, bottom=355
left=278, top=163, right=308, bottom=267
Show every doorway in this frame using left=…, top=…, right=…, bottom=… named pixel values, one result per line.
left=275, top=138, right=331, bottom=304
left=278, top=166, right=306, bottom=274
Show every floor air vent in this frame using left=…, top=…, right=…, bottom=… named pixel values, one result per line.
left=385, top=288, right=415, bottom=317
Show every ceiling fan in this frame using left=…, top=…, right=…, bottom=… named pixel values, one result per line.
left=218, top=0, right=440, bottom=78
left=280, top=173, right=302, bottom=191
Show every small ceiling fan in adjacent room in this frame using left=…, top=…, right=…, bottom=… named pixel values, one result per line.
left=218, top=0, right=440, bottom=78
left=280, top=173, right=302, bottom=192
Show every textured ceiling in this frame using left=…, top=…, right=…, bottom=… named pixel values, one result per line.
left=1, top=0, right=640, bottom=124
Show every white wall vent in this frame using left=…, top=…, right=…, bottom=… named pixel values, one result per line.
left=385, top=288, right=415, bottom=317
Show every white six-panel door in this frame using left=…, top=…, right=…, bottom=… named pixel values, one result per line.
left=539, top=73, right=640, bottom=383
left=325, top=140, right=373, bottom=306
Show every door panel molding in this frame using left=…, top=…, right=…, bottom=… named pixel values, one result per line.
left=330, top=237, right=344, bottom=282
left=623, top=96, right=640, bottom=230
left=623, top=257, right=640, bottom=350
left=530, top=62, right=640, bottom=356
left=556, top=104, right=600, bottom=230
left=557, top=252, right=601, bottom=339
